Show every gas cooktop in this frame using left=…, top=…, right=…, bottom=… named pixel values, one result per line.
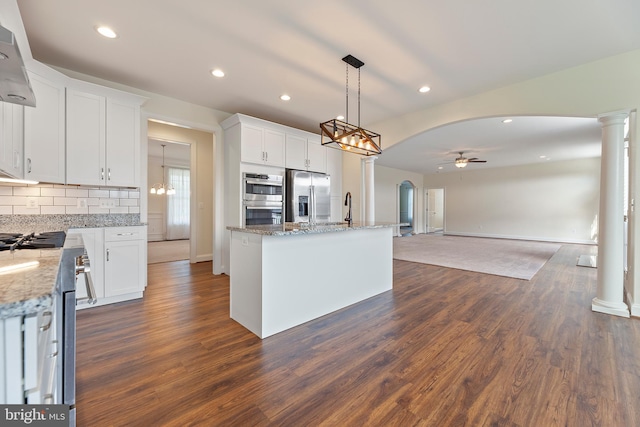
left=0, top=231, right=66, bottom=252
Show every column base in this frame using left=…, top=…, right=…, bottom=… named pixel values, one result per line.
left=592, top=297, right=630, bottom=318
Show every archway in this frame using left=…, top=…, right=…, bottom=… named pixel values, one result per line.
left=398, top=180, right=417, bottom=236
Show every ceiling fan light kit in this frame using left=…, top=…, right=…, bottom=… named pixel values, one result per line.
left=320, top=55, right=382, bottom=156
left=448, top=151, right=487, bottom=169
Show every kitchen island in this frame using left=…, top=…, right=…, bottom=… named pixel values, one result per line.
left=226, top=222, right=401, bottom=338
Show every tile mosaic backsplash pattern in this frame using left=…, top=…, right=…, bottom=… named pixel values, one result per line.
left=0, top=183, right=140, bottom=215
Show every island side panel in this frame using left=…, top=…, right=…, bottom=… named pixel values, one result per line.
left=261, top=227, right=393, bottom=338
left=229, top=231, right=264, bottom=337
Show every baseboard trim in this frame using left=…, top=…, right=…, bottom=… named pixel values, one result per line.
left=76, top=292, right=143, bottom=310
left=195, top=253, right=213, bottom=263
left=443, top=231, right=596, bottom=245
left=626, top=289, right=640, bottom=318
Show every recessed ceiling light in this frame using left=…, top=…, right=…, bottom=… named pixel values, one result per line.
left=502, top=118, right=513, bottom=124
left=96, top=26, right=117, bottom=39
left=438, top=166, right=443, bottom=170
left=418, top=86, right=431, bottom=93
left=280, top=94, right=291, bottom=101
left=336, top=115, right=345, bottom=120
left=211, top=69, right=225, bottom=78
left=539, top=155, right=547, bottom=159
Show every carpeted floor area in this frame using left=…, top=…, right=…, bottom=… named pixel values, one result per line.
left=393, top=234, right=562, bottom=280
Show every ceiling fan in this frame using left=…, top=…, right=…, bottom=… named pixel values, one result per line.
left=446, top=151, right=487, bottom=168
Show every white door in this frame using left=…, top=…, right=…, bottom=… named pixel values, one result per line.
left=426, top=188, right=444, bottom=233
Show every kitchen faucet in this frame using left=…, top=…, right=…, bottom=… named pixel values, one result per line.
left=344, top=192, right=352, bottom=225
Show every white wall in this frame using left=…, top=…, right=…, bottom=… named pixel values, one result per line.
left=423, top=158, right=600, bottom=243
left=374, top=165, right=424, bottom=233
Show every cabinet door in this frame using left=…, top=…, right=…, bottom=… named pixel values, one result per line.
left=306, top=137, right=326, bottom=173
left=24, top=72, right=66, bottom=184
left=106, top=99, right=139, bottom=187
left=326, top=146, right=343, bottom=197
left=66, top=90, right=105, bottom=186
left=240, top=125, right=265, bottom=164
left=263, top=129, right=285, bottom=166
left=104, top=240, right=145, bottom=297
left=285, top=134, right=307, bottom=170
left=0, top=103, right=24, bottom=178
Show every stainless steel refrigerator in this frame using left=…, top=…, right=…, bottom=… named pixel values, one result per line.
left=285, top=169, right=331, bottom=223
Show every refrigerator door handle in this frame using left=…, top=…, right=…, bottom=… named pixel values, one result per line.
left=309, top=185, right=315, bottom=224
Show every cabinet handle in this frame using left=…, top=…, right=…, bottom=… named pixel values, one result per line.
left=39, top=311, right=53, bottom=332
left=117, top=232, right=134, bottom=236
left=101, top=168, right=105, bottom=181
left=48, top=340, right=58, bottom=358
left=27, top=158, right=32, bottom=173
left=108, top=168, right=111, bottom=180
left=265, top=152, right=268, bottom=162
left=106, top=248, right=110, bottom=262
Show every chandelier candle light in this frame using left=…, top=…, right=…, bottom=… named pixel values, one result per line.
left=150, top=144, right=176, bottom=195
left=320, top=55, right=382, bottom=156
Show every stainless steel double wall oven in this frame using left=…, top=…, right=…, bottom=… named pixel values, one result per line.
left=242, top=173, right=283, bottom=226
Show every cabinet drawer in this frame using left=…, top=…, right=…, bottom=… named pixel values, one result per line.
left=104, top=226, right=145, bottom=242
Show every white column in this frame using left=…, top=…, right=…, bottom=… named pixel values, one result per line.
left=592, top=112, right=630, bottom=318
left=363, top=156, right=377, bottom=223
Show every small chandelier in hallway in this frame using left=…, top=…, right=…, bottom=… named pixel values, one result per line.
left=150, top=144, right=176, bottom=195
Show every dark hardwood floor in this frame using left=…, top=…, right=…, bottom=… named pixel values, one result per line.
left=75, top=243, right=640, bottom=426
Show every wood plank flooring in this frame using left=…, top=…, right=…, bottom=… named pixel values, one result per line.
left=75, top=243, right=640, bottom=426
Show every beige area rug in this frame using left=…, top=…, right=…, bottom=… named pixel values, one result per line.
left=148, top=239, right=190, bottom=264
left=393, top=234, right=562, bottom=280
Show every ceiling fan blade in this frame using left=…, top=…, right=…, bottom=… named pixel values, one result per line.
left=467, top=157, right=479, bottom=161
left=468, top=160, right=487, bottom=163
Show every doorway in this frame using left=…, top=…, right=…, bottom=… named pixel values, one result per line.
left=147, top=138, right=192, bottom=263
left=398, top=180, right=416, bottom=236
left=426, top=188, right=444, bottom=234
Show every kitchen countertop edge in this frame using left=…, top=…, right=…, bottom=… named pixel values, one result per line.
left=227, top=222, right=408, bottom=236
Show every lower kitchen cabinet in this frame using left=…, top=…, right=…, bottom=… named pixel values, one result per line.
left=105, top=227, right=146, bottom=297
left=66, top=226, right=147, bottom=308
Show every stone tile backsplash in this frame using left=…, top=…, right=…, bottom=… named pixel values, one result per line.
left=0, top=183, right=140, bottom=215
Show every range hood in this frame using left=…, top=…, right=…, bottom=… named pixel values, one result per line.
left=0, top=24, right=35, bottom=107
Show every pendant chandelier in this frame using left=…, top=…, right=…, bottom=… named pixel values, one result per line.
left=150, top=144, right=175, bottom=195
left=320, top=54, right=381, bottom=156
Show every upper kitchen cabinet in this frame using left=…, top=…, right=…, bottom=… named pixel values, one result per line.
left=0, top=102, right=24, bottom=179
left=222, top=114, right=285, bottom=168
left=241, top=125, right=285, bottom=167
left=285, top=133, right=326, bottom=173
left=66, top=81, right=144, bottom=187
left=23, top=65, right=66, bottom=184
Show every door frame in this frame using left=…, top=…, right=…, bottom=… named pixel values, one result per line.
left=425, top=188, right=445, bottom=234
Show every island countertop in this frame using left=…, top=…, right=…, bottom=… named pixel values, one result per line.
left=227, top=221, right=406, bottom=236
left=0, top=249, right=62, bottom=319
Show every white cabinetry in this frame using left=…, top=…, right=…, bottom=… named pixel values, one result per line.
left=66, top=226, right=146, bottom=308
left=0, top=308, right=56, bottom=404
left=23, top=67, right=66, bottom=184
left=0, top=102, right=24, bottom=178
left=66, top=84, right=142, bottom=187
left=104, top=226, right=146, bottom=298
left=285, top=133, right=326, bottom=173
left=240, top=124, right=285, bottom=167
left=326, top=147, right=343, bottom=222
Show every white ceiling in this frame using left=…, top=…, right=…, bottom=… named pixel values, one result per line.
left=16, top=0, right=640, bottom=171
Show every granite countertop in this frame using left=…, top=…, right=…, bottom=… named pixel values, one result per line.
left=0, top=249, right=62, bottom=319
left=227, top=221, right=407, bottom=236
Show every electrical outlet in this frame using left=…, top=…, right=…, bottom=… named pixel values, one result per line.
left=77, top=199, right=87, bottom=208
left=99, top=199, right=117, bottom=208
left=26, top=197, right=38, bottom=208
